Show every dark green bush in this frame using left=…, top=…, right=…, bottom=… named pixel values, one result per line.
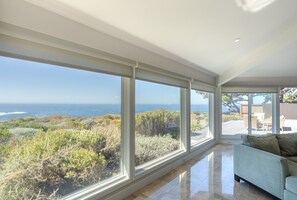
left=0, top=127, right=11, bottom=143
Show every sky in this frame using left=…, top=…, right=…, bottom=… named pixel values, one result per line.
left=0, top=56, right=208, bottom=104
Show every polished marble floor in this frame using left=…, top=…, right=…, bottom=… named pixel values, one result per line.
left=125, top=145, right=277, bottom=200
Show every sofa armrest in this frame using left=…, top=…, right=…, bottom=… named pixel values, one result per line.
left=234, top=144, right=289, bottom=199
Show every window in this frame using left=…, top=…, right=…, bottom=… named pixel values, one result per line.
left=251, top=93, right=272, bottom=134
left=190, top=90, right=213, bottom=146
left=279, top=87, right=297, bottom=133
left=222, top=93, right=273, bottom=135
left=135, top=80, right=181, bottom=167
left=0, top=57, right=122, bottom=199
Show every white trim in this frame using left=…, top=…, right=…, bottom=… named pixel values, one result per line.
left=135, top=67, right=189, bottom=88
left=191, top=137, right=214, bottom=150
left=62, top=175, right=128, bottom=200
left=181, top=86, right=190, bottom=152
left=122, top=78, right=135, bottom=179
left=0, top=34, right=133, bottom=78
left=191, top=81, right=216, bottom=93
left=248, top=93, right=252, bottom=134
left=215, top=86, right=222, bottom=143
left=135, top=149, right=186, bottom=177
left=221, top=86, right=278, bottom=93
left=273, top=92, right=280, bottom=133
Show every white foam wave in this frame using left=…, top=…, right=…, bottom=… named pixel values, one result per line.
left=0, top=112, right=27, bottom=116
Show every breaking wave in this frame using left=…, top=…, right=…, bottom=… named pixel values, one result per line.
left=0, top=112, right=26, bottom=116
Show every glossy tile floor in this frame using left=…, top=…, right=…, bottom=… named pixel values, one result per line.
left=125, top=145, right=277, bottom=200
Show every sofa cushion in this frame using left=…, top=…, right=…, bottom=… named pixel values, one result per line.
left=286, top=176, right=297, bottom=194
left=287, top=156, right=297, bottom=163
left=276, top=133, right=297, bottom=157
left=241, top=134, right=281, bottom=155
left=288, top=160, right=297, bottom=176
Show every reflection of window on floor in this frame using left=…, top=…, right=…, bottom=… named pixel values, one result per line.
left=280, top=87, right=297, bottom=133
left=191, top=90, right=213, bottom=146
left=222, top=93, right=273, bottom=135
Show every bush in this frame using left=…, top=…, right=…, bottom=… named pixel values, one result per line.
left=135, top=135, right=179, bottom=166
left=62, top=147, right=106, bottom=183
left=9, top=127, right=38, bottom=138
left=0, top=127, right=11, bottom=143
left=2, top=120, right=48, bottom=131
left=0, top=130, right=108, bottom=199
left=222, top=113, right=242, bottom=122
left=135, top=109, right=180, bottom=139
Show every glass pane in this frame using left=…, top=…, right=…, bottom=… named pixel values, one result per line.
left=222, top=93, right=248, bottom=135
left=251, top=93, right=272, bottom=134
left=190, top=90, right=211, bottom=146
left=135, top=80, right=181, bottom=167
left=0, top=57, right=122, bottom=199
left=280, top=88, right=297, bottom=133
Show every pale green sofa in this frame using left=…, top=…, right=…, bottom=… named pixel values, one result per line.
left=233, top=133, right=297, bottom=200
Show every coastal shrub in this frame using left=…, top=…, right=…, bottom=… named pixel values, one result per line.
left=0, top=127, right=11, bottom=143
left=135, top=109, right=180, bottom=139
left=62, top=147, right=106, bottom=183
left=9, top=127, right=38, bottom=138
left=135, top=135, right=179, bottom=166
left=222, top=113, right=242, bottom=122
left=2, top=120, right=48, bottom=131
left=0, top=129, right=108, bottom=199
left=91, top=126, right=121, bottom=176
left=103, top=114, right=120, bottom=120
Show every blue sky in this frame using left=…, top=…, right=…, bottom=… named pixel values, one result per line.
left=0, top=56, right=208, bottom=104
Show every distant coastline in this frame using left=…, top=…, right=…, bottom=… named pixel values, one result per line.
left=0, top=103, right=226, bottom=121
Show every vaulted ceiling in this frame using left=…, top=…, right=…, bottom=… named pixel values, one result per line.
left=2, top=0, right=297, bottom=86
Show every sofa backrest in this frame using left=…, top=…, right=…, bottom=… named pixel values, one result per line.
left=242, top=133, right=297, bottom=157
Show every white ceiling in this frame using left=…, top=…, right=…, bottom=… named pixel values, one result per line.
left=4, top=0, right=297, bottom=85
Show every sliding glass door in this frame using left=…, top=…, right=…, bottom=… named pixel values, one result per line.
left=222, top=93, right=273, bottom=135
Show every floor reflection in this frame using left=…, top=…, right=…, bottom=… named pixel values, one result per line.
left=125, top=145, right=277, bottom=200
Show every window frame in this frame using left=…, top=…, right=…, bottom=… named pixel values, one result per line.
left=190, top=89, right=215, bottom=150
left=134, top=79, right=187, bottom=174
left=220, top=91, right=278, bottom=138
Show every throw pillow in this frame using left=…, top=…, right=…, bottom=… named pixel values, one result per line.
left=276, top=133, right=297, bottom=156
left=242, top=134, right=281, bottom=155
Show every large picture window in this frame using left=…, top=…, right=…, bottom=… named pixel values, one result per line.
left=0, top=57, right=122, bottom=199
left=190, top=90, right=213, bottom=146
left=135, top=80, right=181, bottom=167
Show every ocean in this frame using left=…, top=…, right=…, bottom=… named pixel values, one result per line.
left=0, top=104, right=222, bottom=121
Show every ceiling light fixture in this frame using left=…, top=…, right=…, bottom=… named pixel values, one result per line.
left=236, top=0, right=275, bottom=12
left=234, top=38, right=241, bottom=43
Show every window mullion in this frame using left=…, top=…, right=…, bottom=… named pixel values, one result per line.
left=121, top=77, right=135, bottom=179
left=248, top=94, right=252, bottom=134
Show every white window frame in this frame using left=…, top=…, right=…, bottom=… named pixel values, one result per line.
left=190, top=90, right=215, bottom=150
left=220, top=91, right=279, bottom=139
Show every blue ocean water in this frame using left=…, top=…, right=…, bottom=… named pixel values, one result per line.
left=0, top=104, right=226, bottom=121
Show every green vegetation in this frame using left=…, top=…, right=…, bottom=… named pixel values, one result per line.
left=135, top=135, right=179, bottom=166
left=222, top=113, right=242, bottom=122
left=0, top=109, right=185, bottom=199
left=135, top=109, right=180, bottom=139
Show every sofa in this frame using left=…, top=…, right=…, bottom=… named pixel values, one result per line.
left=233, top=133, right=297, bottom=200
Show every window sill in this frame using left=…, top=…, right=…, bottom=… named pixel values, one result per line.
left=190, top=136, right=214, bottom=151
left=135, top=149, right=186, bottom=178
left=61, top=174, right=129, bottom=200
